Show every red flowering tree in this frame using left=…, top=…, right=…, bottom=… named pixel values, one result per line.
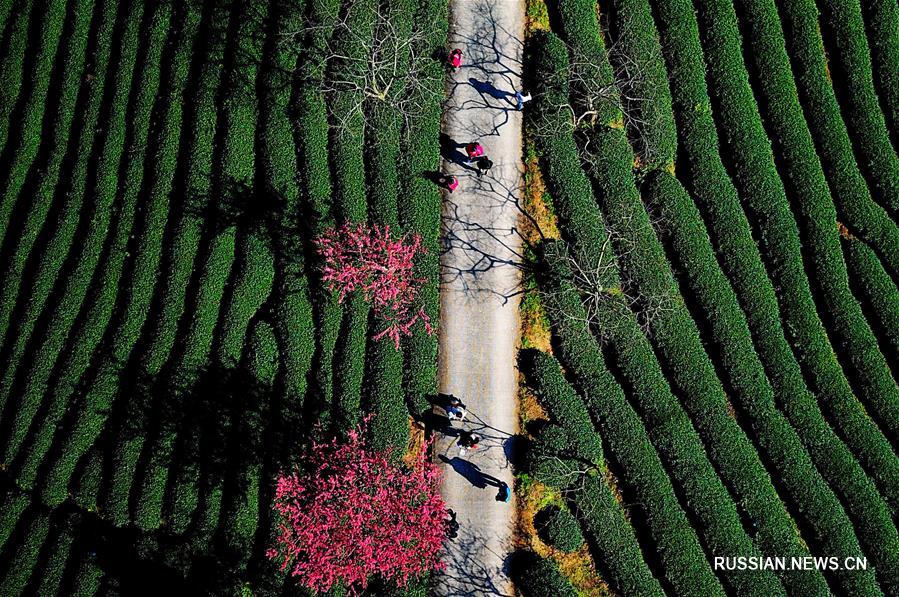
left=268, top=423, right=448, bottom=594
left=315, top=223, right=434, bottom=349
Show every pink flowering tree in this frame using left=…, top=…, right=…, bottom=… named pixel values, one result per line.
left=268, top=423, right=448, bottom=594
left=315, top=223, right=434, bottom=349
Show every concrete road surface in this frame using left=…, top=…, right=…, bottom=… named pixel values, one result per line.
left=435, top=0, right=525, bottom=595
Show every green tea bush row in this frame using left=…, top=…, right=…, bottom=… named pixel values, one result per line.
left=0, top=0, right=68, bottom=253
left=295, top=85, right=341, bottom=429
left=0, top=0, right=138, bottom=416
left=640, top=1, right=894, bottom=588
left=16, top=1, right=199, bottom=504
left=214, top=0, right=272, bottom=369
left=70, top=550, right=103, bottom=596
left=362, top=0, right=414, bottom=454
left=583, top=261, right=792, bottom=596
left=327, top=0, right=376, bottom=223
left=221, top=321, right=278, bottom=567
left=291, top=2, right=339, bottom=428
left=646, top=172, right=899, bottom=590
left=842, top=237, right=899, bottom=368
left=534, top=506, right=582, bottom=553
left=333, top=295, right=369, bottom=430
left=538, top=241, right=724, bottom=596
left=102, top=1, right=220, bottom=527
left=37, top=4, right=172, bottom=508
left=0, top=0, right=93, bottom=347
left=0, top=0, right=35, bottom=156
left=604, top=0, right=675, bottom=168
left=861, top=0, right=899, bottom=144
left=0, top=0, right=117, bottom=374
left=694, top=0, right=899, bottom=455
left=216, top=230, right=275, bottom=367
left=528, top=31, right=618, bottom=286
left=398, top=0, right=446, bottom=418
left=551, top=0, right=619, bottom=125
left=650, top=0, right=899, bottom=511
left=526, top=424, right=586, bottom=489
left=512, top=553, right=576, bottom=597
left=571, top=475, right=663, bottom=595
left=34, top=512, right=77, bottom=595
left=326, top=0, right=377, bottom=431
left=734, top=0, right=899, bottom=443
left=0, top=0, right=12, bottom=33
left=0, top=510, right=49, bottom=596
left=134, top=0, right=269, bottom=529
left=549, top=11, right=812, bottom=591
left=364, top=326, right=407, bottom=455
left=55, top=0, right=201, bottom=522
left=265, top=0, right=314, bottom=457
left=72, top=444, right=103, bottom=512
left=522, top=350, right=661, bottom=595
left=0, top=488, right=29, bottom=551
left=519, top=349, right=602, bottom=463
left=776, top=0, right=899, bottom=282
left=813, top=0, right=899, bottom=213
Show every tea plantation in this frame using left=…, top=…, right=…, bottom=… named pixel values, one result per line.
left=0, top=0, right=444, bottom=592
left=0, top=0, right=898, bottom=594
left=518, top=0, right=899, bottom=594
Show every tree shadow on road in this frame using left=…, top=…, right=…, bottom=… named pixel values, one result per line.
left=434, top=527, right=515, bottom=596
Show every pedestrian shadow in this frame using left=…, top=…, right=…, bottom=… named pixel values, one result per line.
left=469, top=77, right=516, bottom=103
left=440, top=455, right=505, bottom=490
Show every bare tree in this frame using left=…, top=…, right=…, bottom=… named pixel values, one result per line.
left=538, top=232, right=673, bottom=352
left=289, top=1, right=443, bottom=137
left=528, top=20, right=662, bottom=166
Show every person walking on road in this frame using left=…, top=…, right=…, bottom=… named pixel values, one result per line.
left=439, top=175, right=459, bottom=193
left=446, top=403, right=467, bottom=421
left=445, top=509, right=459, bottom=539
left=475, top=156, right=493, bottom=177
left=514, top=90, right=531, bottom=111
left=457, top=431, right=481, bottom=454
left=448, top=48, right=463, bottom=71
left=465, top=142, right=484, bottom=161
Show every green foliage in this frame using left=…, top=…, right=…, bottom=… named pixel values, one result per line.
left=0, top=0, right=93, bottom=348
left=814, top=0, right=899, bottom=213
left=777, top=0, right=899, bottom=281
left=37, top=3, right=171, bottom=507
left=0, top=489, right=29, bottom=551
left=398, top=0, right=446, bottom=418
left=651, top=0, right=899, bottom=517
left=35, top=513, right=78, bottom=595
left=0, top=0, right=143, bottom=432
left=221, top=321, right=278, bottom=568
left=534, top=506, right=583, bottom=552
left=605, top=0, right=676, bottom=167
left=862, top=0, right=899, bottom=146
left=538, top=241, right=723, bottom=597
left=571, top=475, right=662, bottom=595
left=843, top=237, right=899, bottom=368
left=529, top=31, right=618, bottom=284
left=519, top=349, right=602, bottom=463
left=0, top=511, right=49, bottom=596
left=646, top=172, right=899, bottom=591
left=729, top=0, right=899, bottom=451
left=511, top=552, right=577, bottom=597
left=333, top=295, right=370, bottom=430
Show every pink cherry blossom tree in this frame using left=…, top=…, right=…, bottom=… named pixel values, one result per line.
left=315, top=223, right=434, bottom=349
left=268, top=423, right=448, bottom=594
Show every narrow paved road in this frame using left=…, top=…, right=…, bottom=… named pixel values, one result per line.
left=435, top=1, right=525, bottom=594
